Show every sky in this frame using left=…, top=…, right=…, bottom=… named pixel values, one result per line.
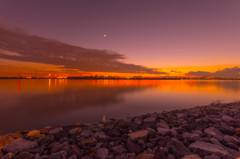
left=0, top=0, right=240, bottom=78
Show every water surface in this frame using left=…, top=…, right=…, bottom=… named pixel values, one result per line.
left=0, top=79, right=239, bottom=134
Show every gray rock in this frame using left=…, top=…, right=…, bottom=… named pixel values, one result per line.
left=204, top=127, right=223, bottom=141
left=3, top=138, right=38, bottom=153
left=170, top=138, right=191, bottom=157
left=48, top=127, right=63, bottom=135
left=189, top=141, right=229, bottom=157
left=157, top=128, right=170, bottom=136
left=96, top=148, right=108, bottom=159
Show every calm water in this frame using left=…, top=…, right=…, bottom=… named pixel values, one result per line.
left=0, top=79, right=239, bottom=134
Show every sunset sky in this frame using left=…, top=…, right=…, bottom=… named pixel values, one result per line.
left=0, top=0, right=240, bottom=78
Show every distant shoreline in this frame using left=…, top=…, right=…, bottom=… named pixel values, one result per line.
left=1, top=101, right=240, bottom=158
left=0, top=77, right=240, bottom=80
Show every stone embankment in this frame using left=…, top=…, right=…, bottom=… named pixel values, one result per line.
left=1, top=102, right=240, bottom=159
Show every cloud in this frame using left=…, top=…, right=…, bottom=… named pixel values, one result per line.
left=0, top=26, right=161, bottom=74
left=187, top=66, right=240, bottom=78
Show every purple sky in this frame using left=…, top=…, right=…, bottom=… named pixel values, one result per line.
left=0, top=0, right=240, bottom=68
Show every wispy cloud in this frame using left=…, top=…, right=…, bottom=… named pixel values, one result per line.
left=188, top=66, right=240, bottom=78
left=0, top=26, right=162, bottom=74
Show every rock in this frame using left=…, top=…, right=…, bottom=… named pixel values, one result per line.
left=177, top=113, right=185, bottom=118
left=126, top=139, right=142, bottom=154
left=80, top=129, right=92, bottom=138
left=170, top=128, right=179, bottom=137
left=68, top=128, right=82, bottom=135
left=137, top=153, right=154, bottom=159
left=134, top=118, right=142, bottom=125
left=38, top=135, right=55, bottom=145
left=222, top=115, right=234, bottom=122
left=68, top=155, right=77, bottom=159
left=112, top=145, right=126, bottom=153
left=0, top=133, right=22, bottom=149
left=167, top=154, right=175, bottom=159
left=27, top=130, right=40, bottom=137
left=223, top=135, right=240, bottom=144
left=96, top=148, right=108, bottom=159
left=235, top=127, right=240, bottom=132
left=204, top=127, right=223, bottom=141
left=154, top=150, right=167, bottom=159
left=94, top=132, right=108, bottom=140
left=204, top=154, right=221, bottom=159
left=128, top=130, right=148, bottom=140
left=157, top=123, right=169, bottom=129
left=15, top=151, right=34, bottom=159
left=0, top=152, right=14, bottom=159
left=107, top=128, right=121, bottom=137
left=189, top=141, right=229, bottom=157
left=48, top=127, right=63, bottom=135
left=3, top=138, right=37, bottom=153
left=182, top=132, right=201, bottom=141
left=114, top=153, right=137, bottom=159
left=49, top=150, right=67, bottom=159
left=49, top=142, right=63, bottom=154
left=157, top=128, right=170, bottom=136
left=170, top=138, right=191, bottom=157
left=144, top=117, right=156, bottom=122
left=35, top=155, right=50, bottom=159
left=181, top=154, right=201, bottom=159
left=82, top=137, right=97, bottom=145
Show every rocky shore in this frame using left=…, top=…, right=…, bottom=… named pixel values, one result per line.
left=1, top=102, right=240, bottom=159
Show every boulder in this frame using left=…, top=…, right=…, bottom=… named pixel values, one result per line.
left=189, top=141, right=229, bottom=157
left=204, top=127, right=223, bottom=141
left=128, top=130, right=148, bottom=141
left=170, top=138, right=191, bottom=157
left=181, top=154, right=201, bottom=159
left=3, top=138, right=38, bottom=153
left=48, top=127, right=63, bottom=135
left=15, top=151, right=34, bottom=159
left=112, top=145, right=126, bottom=153
left=222, top=115, right=234, bottom=122
left=137, top=153, right=154, bottom=159
left=126, top=139, right=142, bottom=154
left=96, top=148, right=108, bottom=159
left=157, top=128, right=170, bottom=136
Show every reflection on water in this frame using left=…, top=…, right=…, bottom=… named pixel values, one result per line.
left=0, top=79, right=239, bottom=134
